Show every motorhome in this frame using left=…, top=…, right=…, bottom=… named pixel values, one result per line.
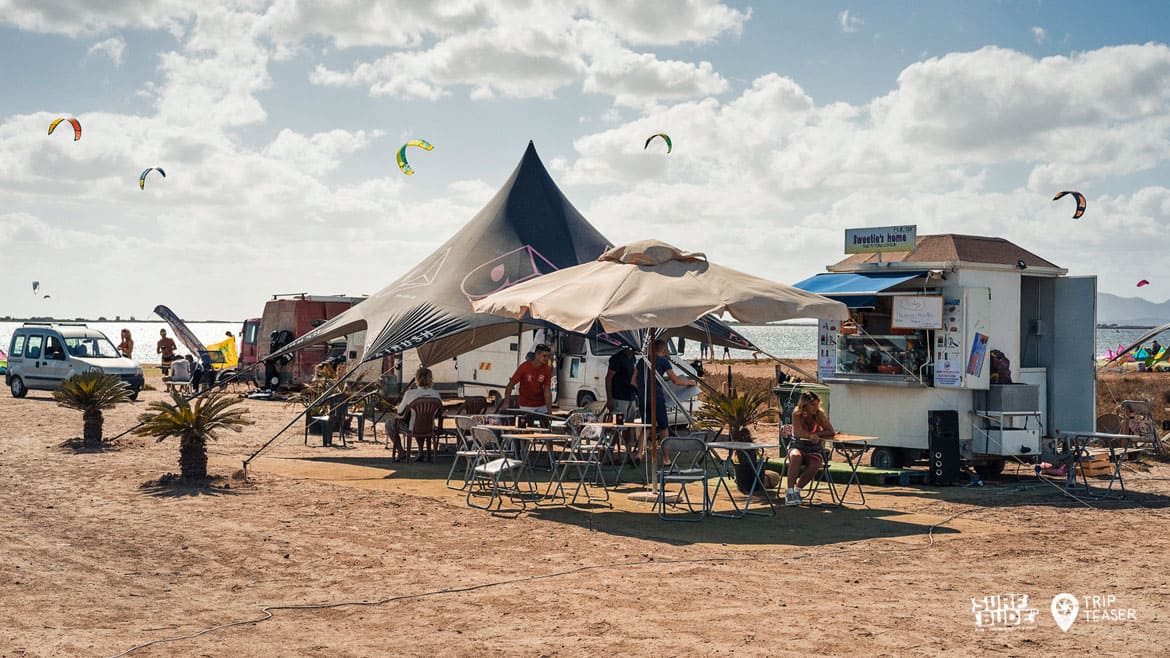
left=240, top=294, right=367, bottom=389
left=454, top=330, right=700, bottom=416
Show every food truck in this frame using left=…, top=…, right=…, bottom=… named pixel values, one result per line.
left=794, top=228, right=1096, bottom=478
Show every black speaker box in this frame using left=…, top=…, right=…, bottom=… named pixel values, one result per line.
left=928, top=410, right=961, bottom=485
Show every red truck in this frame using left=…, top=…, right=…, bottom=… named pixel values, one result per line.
left=237, top=293, right=366, bottom=389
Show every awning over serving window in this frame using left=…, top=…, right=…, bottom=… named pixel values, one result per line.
left=791, top=271, right=927, bottom=307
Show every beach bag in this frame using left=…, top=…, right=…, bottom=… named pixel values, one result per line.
left=989, top=350, right=1012, bottom=384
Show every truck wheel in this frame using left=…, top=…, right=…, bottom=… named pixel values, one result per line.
left=870, top=447, right=903, bottom=469
left=577, top=391, right=596, bottom=408
left=974, top=460, right=1005, bottom=479
left=10, top=376, right=27, bottom=398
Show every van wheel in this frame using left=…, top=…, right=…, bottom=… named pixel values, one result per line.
left=128, top=389, right=140, bottom=402
left=10, top=377, right=27, bottom=398
left=870, top=447, right=903, bottom=469
left=577, top=391, right=596, bottom=407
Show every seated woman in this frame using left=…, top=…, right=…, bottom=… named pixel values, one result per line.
left=785, top=391, right=836, bottom=506
left=385, top=366, right=441, bottom=462
left=164, top=354, right=192, bottom=393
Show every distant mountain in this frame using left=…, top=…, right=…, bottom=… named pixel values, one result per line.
left=1097, top=292, right=1170, bottom=326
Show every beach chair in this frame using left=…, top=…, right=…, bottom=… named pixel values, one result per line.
left=466, top=426, right=528, bottom=513
left=656, top=435, right=709, bottom=521
left=403, top=397, right=443, bottom=462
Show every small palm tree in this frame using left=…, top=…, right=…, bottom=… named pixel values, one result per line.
left=134, top=391, right=252, bottom=481
left=53, top=371, right=132, bottom=449
left=694, top=388, right=777, bottom=442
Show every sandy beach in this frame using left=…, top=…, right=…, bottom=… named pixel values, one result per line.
left=2, top=362, right=1168, bottom=657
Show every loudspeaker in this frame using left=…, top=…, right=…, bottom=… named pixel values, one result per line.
left=928, top=410, right=961, bottom=485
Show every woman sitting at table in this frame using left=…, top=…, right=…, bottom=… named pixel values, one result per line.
left=785, top=391, right=836, bottom=506
left=386, top=366, right=441, bottom=462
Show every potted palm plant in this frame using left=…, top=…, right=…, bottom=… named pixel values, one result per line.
left=695, top=388, right=778, bottom=494
left=53, top=370, right=132, bottom=449
left=134, top=391, right=252, bottom=481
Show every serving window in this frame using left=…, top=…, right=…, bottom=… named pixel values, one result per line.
left=834, top=296, right=932, bottom=380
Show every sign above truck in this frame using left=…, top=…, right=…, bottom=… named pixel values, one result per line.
left=844, top=225, right=917, bottom=254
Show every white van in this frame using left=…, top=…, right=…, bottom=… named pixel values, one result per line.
left=6, top=323, right=145, bottom=400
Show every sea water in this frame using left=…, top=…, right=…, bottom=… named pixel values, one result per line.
left=0, top=320, right=1157, bottom=364
left=0, top=320, right=240, bottom=365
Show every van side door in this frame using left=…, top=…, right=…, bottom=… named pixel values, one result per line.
left=22, top=334, right=49, bottom=388
left=38, top=335, right=72, bottom=387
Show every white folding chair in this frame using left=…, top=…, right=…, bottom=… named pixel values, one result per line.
left=465, top=426, right=529, bottom=514
left=547, top=419, right=610, bottom=506
left=445, top=415, right=479, bottom=490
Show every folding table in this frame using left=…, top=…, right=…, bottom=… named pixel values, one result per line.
left=829, top=434, right=873, bottom=506
left=705, top=441, right=780, bottom=518
left=1057, top=430, right=1136, bottom=499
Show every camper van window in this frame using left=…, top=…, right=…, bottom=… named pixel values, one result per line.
left=835, top=297, right=930, bottom=379
left=588, top=337, right=622, bottom=356
left=11, top=335, right=26, bottom=358
left=561, top=335, right=586, bottom=356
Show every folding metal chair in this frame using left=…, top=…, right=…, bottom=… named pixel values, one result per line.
left=656, top=435, right=709, bottom=521
left=446, top=415, right=479, bottom=490
left=466, top=426, right=529, bottom=513
left=547, top=418, right=610, bottom=506
left=804, top=444, right=840, bottom=505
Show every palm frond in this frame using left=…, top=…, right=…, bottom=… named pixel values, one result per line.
left=53, top=371, right=131, bottom=411
left=134, top=391, right=252, bottom=443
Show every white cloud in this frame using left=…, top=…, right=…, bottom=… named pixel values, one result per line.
left=306, top=2, right=743, bottom=104
left=838, top=10, right=864, bottom=34
left=86, top=36, right=126, bottom=65
left=560, top=43, right=1170, bottom=292
left=1032, top=26, right=1047, bottom=45
left=0, top=0, right=191, bottom=37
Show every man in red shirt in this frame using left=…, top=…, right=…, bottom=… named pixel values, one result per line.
left=504, top=343, right=553, bottom=413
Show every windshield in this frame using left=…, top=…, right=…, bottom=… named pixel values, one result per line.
left=65, top=335, right=123, bottom=358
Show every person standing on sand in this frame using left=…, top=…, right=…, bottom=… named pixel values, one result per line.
left=118, top=329, right=134, bottom=359
left=505, top=343, right=553, bottom=413
left=157, top=328, right=177, bottom=375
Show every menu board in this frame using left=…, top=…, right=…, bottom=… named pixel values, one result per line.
left=817, top=319, right=840, bottom=381
left=892, top=295, right=943, bottom=329
left=933, top=297, right=963, bottom=387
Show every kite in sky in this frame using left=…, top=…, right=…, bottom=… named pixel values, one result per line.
left=1137, top=279, right=1150, bottom=287
left=1052, top=190, right=1086, bottom=219
left=139, top=167, right=166, bottom=190
left=396, top=140, right=433, bottom=175
left=643, top=133, right=672, bottom=153
left=48, top=117, right=82, bottom=141
left=32, top=281, right=39, bottom=296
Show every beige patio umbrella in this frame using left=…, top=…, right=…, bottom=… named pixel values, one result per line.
left=472, top=239, right=849, bottom=332
left=473, top=239, right=849, bottom=496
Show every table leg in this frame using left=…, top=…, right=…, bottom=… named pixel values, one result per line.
left=837, top=446, right=867, bottom=506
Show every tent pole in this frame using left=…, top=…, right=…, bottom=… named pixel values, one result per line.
left=242, top=364, right=362, bottom=476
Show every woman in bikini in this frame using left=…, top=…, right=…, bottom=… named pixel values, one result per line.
left=785, top=391, right=836, bottom=506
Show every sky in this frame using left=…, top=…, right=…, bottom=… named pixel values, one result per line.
left=3, top=0, right=1170, bottom=321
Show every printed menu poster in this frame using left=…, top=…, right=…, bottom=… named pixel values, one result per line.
left=817, top=319, right=839, bottom=381
left=966, top=332, right=989, bottom=376
left=933, top=297, right=963, bottom=387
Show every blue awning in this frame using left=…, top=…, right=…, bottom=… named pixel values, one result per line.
left=792, top=271, right=927, bottom=307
